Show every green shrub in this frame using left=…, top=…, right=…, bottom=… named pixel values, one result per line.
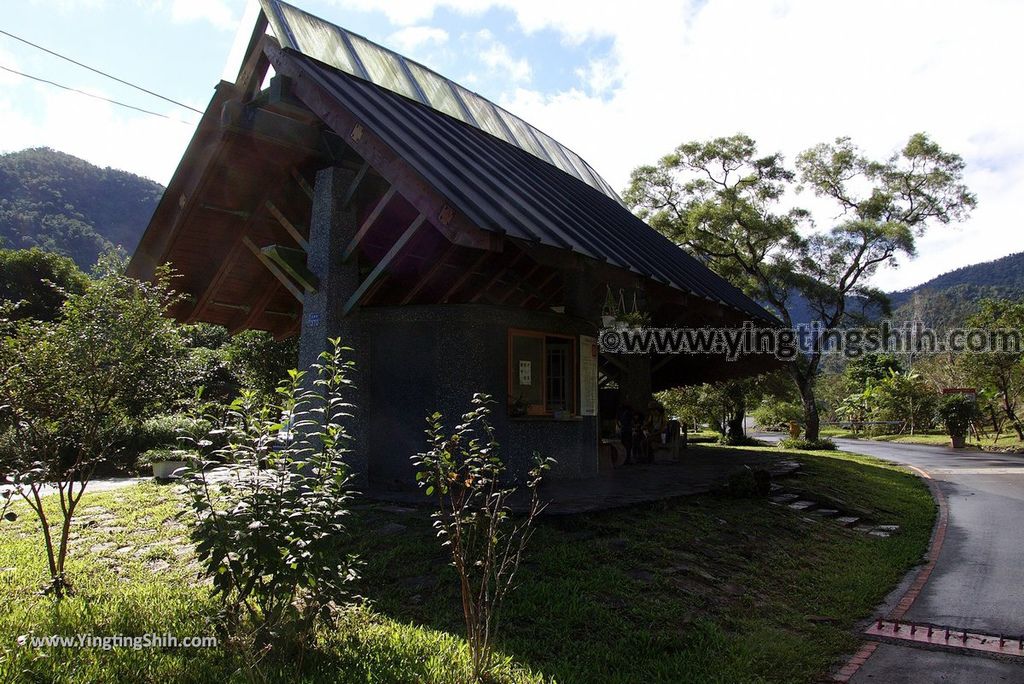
left=183, top=339, right=359, bottom=668
left=726, top=466, right=772, bottom=497
left=778, top=437, right=837, bottom=451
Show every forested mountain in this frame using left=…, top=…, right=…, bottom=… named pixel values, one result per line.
left=777, top=251, right=1024, bottom=329
left=0, top=147, right=163, bottom=268
left=888, top=252, right=1024, bottom=328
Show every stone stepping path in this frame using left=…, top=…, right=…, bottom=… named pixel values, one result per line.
left=770, top=487, right=899, bottom=538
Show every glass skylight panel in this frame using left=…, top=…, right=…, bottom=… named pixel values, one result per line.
left=278, top=4, right=358, bottom=76
left=497, top=110, right=548, bottom=160
left=451, top=85, right=514, bottom=144
left=346, top=32, right=420, bottom=101
left=405, top=62, right=467, bottom=121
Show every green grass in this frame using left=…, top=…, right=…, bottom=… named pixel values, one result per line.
left=818, top=426, right=1024, bottom=450
left=0, top=446, right=935, bottom=683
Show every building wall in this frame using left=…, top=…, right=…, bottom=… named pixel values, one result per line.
left=359, top=304, right=600, bottom=488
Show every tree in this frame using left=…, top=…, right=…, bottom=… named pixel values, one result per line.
left=0, top=247, right=89, bottom=321
left=626, top=133, right=975, bottom=441
left=962, top=299, right=1024, bottom=440
left=223, top=329, right=300, bottom=400
left=0, top=259, right=184, bottom=596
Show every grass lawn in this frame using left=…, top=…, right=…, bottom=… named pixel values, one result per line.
left=0, top=446, right=934, bottom=683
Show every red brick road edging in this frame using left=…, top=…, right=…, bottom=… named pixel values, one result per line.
left=831, top=464, right=948, bottom=682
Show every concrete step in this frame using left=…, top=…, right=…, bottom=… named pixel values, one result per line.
left=835, top=516, right=861, bottom=527
left=788, top=500, right=817, bottom=511
left=812, top=508, right=839, bottom=517
left=770, top=493, right=799, bottom=504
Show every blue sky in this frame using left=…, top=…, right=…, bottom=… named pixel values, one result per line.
left=2, top=0, right=1023, bottom=291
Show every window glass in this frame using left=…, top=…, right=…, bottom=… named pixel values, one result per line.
left=546, top=337, right=571, bottom=412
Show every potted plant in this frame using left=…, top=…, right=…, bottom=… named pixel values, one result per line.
left=141, top=448, right=195, bottom=480
left=508, top=394, right=529, bottom=418
left=936, top=393, right=978, bottom=449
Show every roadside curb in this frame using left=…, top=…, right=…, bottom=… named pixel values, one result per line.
left=830, top=464, right=948, bottom=682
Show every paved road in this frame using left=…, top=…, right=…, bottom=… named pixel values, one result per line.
left=762, top=436, right=1024, bottom=682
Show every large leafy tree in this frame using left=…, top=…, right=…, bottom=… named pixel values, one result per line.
left=0, top=247, right=89, bottom=321
left=626, top=133, right=975, bottom=441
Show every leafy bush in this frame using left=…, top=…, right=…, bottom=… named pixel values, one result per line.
left=751, top=400, right=803, bottom=430
left=183, top=338, right=359, bottom=666
left=936, top=393, right=979, bottom=442
left=717, top=433, right=762, bottom=447
left=726, top=467, right=772, bottom=497
left=778, top=437, right=837, bottom=451
left=414, top=394, right=553, bottom=682
left=0, top=259, right=184, bottom=597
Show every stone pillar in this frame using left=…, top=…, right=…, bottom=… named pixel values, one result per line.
left=299, top=166, right=371, bottom=484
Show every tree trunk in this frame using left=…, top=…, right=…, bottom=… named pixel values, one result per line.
left=797, top=377, right=820, bottom=442
left=1001, top=394, right=1024, bottom=441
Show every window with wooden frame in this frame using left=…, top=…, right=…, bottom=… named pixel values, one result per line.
left=508, top=329, right=577, bottom=417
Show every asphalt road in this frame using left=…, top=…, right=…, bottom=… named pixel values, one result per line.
left=768, top=436, right=1024, bottom=682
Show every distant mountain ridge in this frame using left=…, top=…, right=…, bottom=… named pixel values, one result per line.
left=753, top=253, right=1024, bottom=329
left=887, top=251, right=1024, bottom=328
left=0, top=147, right=163, bottom=268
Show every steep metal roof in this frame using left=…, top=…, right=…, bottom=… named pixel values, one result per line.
left=257, top=0, right=622, bottom=203
left=272, top=48, right=777, bottom=322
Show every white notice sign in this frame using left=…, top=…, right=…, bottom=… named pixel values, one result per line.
left=519, top=360, right=532, bottom=386
left=579, top=335, right=598, bottom=416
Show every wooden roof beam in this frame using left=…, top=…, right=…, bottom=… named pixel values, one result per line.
left=230, top=280, right=280, bottom=334
left=265, top=200, right=310, bottom=251
left=243, top=236, right=305, bottom=304
left=342, top=213, right=427, bottom=316
left=498, top=264, right=542, bottom=305
left=441, top=250, right=492, bottom=303
left=400, top=241, right=459, bottom=305
left=266, top=43, right=502, bottom=254
left=343, top=186, right=395, bottom=262
left=469, top=252, right=525, bottom=304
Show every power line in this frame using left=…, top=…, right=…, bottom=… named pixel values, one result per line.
left=0, top=64, right=196, bottom=125
left=0, top=28, right=203, bottom=114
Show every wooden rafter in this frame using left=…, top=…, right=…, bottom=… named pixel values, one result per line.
left=469, top=252, right=525, bottom=304
left=266, top=44, right=502, bottom=254
left=230, top=280, right=280, bottom=334
left=290, top=167, right=314, bottom=200
left=265, top=200, right=310, bottom=251
left=341, top=161, right=370, bottom=208
left=243, top=236, right=305, bottom=304
left=185, top=235, right=249, bottom=323
left=442, top=250, right=493, bottom=303
left=518, top=270, right=559, bottom=308
left=400, top=241, right=459, bottom=305
left=342, top=213, right=427, bottom=316
left=343, top=186, right=396, bottom=262
left=498, top=264, right=541, bottom=305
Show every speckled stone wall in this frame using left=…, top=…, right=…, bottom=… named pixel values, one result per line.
left=360, top=304, right=600, bottom=488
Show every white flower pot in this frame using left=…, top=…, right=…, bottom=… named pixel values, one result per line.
left=152, top=460, right=189, bottom=479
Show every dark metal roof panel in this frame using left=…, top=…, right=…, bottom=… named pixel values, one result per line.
left=279, top=49, right=777, bottom=322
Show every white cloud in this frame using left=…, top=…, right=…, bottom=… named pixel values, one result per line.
left=0, top=83, right=194, bottom=185
left=387, top=25, right=449, bottom=53
left=480, top=42, right=531, bottom=83
left=169, top=0, right=239, bottom=31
